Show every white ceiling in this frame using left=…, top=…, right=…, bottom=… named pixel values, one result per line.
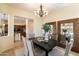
left=5, top=3, right=78, bottom=25
left=6, top=3, right=72, bottom=13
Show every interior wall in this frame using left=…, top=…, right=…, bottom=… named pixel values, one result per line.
left=44, top=4, right=79, bottom=23
left=0, top=4, right=43, bottom=53
left=33, top=17, right=43, bottom=37
left=8, top=4, right=43, bottom=37
left=0, top=4, right=14, bottom=53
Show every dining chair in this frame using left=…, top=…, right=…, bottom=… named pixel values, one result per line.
left=48, top=38, right=74, bottom=56
left=22, top=36, right=29, bottom=56
left=25, top=38, right=34, bottom=56
left=29, top=33, right=35, bottom=38
left=22, top=36, right=45, bottom=56
left=64, top=39, right=74, bottom=56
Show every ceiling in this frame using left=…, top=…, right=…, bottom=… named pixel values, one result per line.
left=5, top=3, right=78, bottom=25
left=6, top=3, right=73, bottom=13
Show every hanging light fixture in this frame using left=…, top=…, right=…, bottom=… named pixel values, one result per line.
left=35, top=4, right=48, bottom=17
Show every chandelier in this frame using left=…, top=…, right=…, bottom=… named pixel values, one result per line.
left=35, top=4, right=48, bottom=17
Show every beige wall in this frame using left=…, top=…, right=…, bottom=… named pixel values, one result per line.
left=0, top=4, right=43, bottom=53
left=0, top=4, right=14, bottom=53
left=33, top=17, right=43, bottom=37
left=44, top=4, right=79, bottom=23
left=8, top=5, right=43, bottom=37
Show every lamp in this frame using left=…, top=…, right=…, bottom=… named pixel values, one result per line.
left=35, top=4, right=48, bottom=17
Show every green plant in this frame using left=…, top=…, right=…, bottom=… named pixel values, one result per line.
left=62, top=29, right=67, bottom=33
left=42, top=23, right=51, bottom=33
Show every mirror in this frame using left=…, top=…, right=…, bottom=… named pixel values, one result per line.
left=60, top=23, right=74, bottom=44
left=50, top=24, right=56, bottom=35
left=44, top=22, right=56, bottom=40
left=0, top=12, right=8, bottom=36
left=49, top=23, right=56, bottom=40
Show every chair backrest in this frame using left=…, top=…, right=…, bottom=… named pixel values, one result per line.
left=22, top=36, right=34, bottom=56
left=29, top=33, right=35, bottom=38
left=22, top=36, right=28, bottom=56
left=26, top=39, right=34, bottom=56
left=64, top=39, right=74, bottom=56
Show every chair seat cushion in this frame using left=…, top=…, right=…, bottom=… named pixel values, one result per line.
left=34, top=47, right=45, bottom=56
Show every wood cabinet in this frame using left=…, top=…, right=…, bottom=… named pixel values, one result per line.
left=47, top=18, right=79, bottom=53
left=58, top=18, right=79, bottom=53
left=73, top=19, right=79, bottom=52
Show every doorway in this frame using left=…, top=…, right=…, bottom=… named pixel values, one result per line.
left=14, top=16, right=26, bottom=42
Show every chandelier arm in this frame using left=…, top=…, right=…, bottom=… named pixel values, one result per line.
left=35, top=4, right=48, bottom=17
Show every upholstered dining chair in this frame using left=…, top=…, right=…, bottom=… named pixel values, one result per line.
left=48, top=38, right=74, bottom=56
left=22, top=36, right=29, bottom=56
left=64, top=39, right=74, bottom=56
left=22, top=36, right=45, bottom=56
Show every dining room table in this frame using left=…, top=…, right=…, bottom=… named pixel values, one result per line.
left=33, top=37, right=58, bottom=56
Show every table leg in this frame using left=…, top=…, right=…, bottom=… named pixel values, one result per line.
left=46, top=51, right=48, bottom=56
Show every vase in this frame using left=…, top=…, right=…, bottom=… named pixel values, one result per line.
left=44, top=32, right=49, bottom=42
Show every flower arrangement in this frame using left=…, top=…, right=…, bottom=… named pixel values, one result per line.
left=62, top=28, right=67, bottom=33
left=42, top=23, right=51, bottom=33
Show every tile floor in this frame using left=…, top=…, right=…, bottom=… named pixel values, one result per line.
left=0, top=40, right=79, bottom=56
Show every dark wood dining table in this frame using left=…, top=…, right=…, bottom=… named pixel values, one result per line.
left=33, top=38, right=58, bottom=56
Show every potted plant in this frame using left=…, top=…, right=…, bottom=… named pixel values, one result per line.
left=42, top=23, right=51, bottom=42
left=63, top=29, right=67, bottom=33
